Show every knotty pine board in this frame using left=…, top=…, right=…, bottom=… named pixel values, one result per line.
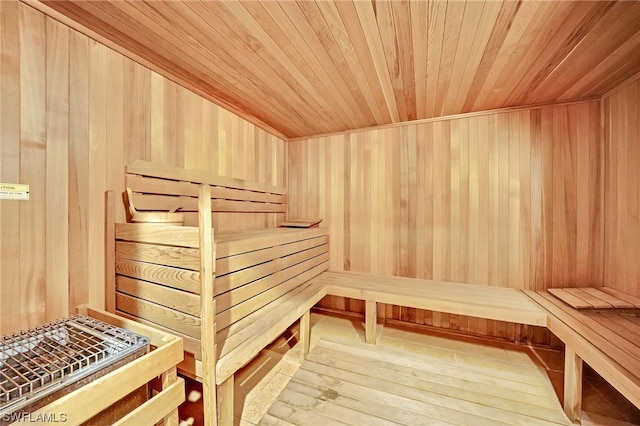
left=0, top=0, right=286, bottom=335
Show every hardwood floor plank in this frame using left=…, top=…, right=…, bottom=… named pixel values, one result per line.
left=301, top=356, right=566, bottom=424
left=266, top=399, right=351, bottom=426
left=258, top=413, right=297, bottom=426
left=310, top=342, right=557, bottom=401
left=286, top=378, right=458, bottom=426
left=264, top=338, right=569, bottom=426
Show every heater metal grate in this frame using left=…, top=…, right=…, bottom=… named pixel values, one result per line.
left=0, top=315, right=149, bottom=415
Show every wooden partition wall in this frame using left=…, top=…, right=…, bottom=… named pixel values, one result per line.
left=0, top=0, right=286, bottom=335
left=604, top=75, right=640, bottom=297
left=288, top=101, right=603, bottom=342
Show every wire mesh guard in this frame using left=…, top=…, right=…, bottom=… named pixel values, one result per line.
left=0, top=315, right=149, bottom=415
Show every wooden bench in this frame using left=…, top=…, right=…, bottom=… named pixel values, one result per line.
left=309, top=271, right=548, bottom=344
left=300, top=275, right=640, bottom=425
left=110, top=162, right=638, bottom=425
left=106, top=161, right=329, bottom=426
left=525, top=290, right=640, bottom=423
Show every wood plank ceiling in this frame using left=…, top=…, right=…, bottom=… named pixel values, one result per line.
left=37, top=0, right=640, bottom=139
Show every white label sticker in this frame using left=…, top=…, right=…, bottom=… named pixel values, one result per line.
left=0, top=183, right=29, bottom=200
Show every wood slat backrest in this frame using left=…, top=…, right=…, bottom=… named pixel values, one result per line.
left=126, top=160, right=287, bottom=213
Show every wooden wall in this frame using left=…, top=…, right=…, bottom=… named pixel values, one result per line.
left=0, top=1, right=286, bottom=335
left=2, top=0, right=637, bottom=344
left=604, top=75, right=640, bottom=297
left=288, top=101, right=603, bottom=342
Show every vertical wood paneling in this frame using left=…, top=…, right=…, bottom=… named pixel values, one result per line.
left=589, top=101, right=603, bottom=285
left=604, top=76, right=640, bottom=297
left=518, top=110, right=531, bottom=290
left=68, top=28, right=89, bottom=317
left=0, top=1, right=287, bottom=335
left=2, top=0, right=634, bottom=342
left=477, top=116, right=490, bottom=286
left=465, top=126, right=478, bottom=335
left=106, top=52, right=124, bottom=221
left=150, top=71, right=164, bottom=165
left=19, top=5, right=46, bottom=327
left=45, top=18, right=69, bottom=321
left=88, top=40, right=107, bottom=310
left=541, top=107, right=554, bottom=290
left=1, top=0, right=22, bottom=334
left=290, top=101, right=603, bottom=340
left=487, top=115, right=499, bottom=287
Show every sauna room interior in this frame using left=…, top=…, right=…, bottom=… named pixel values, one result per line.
left=1, top=1, right=640, bottom=425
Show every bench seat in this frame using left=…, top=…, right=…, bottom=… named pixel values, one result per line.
left=212, top=281, right=327, bottom=421
left=216, top=280, right=327, bottom=384
left=525, top=290, right=640, bottom=422
left=309, top=271, right=548, bottom=344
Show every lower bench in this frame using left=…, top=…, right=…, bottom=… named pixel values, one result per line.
left=212, top=281, right=327, bottom=423
left=308, top=271, right=548, bottom=344
left=525, top=290, right=640, bottom=423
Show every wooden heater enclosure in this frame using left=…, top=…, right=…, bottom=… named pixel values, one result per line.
left=0, top=307, right=184, bottom=425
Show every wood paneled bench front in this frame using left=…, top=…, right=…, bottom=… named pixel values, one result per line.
left=105, top=161, right=329, bottom=426
left=307, top=271, right=548, bottom=344
left=525, top=290, right=640, bottom=423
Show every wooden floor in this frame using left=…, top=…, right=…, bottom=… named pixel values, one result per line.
left=178, top=312, right=640, bottom=426
left=260, top=338, right=570, bottom=426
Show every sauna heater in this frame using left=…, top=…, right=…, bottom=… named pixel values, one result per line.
left=0, top=315, right=149, bottom=423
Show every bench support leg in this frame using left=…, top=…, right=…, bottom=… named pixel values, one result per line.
left=564, top=346, right=583, bottom=423
left=160, top=367, right=179, bottom=426
left=365, top=300, right=377, bottom=344
left=300, top=310, right=311, bottom=360
left=217, top=376, right=234, bottom=426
